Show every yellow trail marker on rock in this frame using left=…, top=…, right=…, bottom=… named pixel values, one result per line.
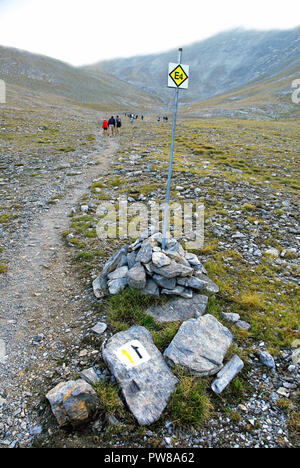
left=122, top=349, right=134, bottom=364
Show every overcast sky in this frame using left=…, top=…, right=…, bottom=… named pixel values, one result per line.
left=0, top=0, right=299, bottom=66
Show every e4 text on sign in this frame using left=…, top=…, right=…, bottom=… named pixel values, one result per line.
left=168, top=63, right=189, bottom=89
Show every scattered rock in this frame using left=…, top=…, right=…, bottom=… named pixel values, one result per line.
left=164, top=315, right=233, bottom=376
left=236, top=320, right=251, bottom=331
left=91, top=322, right=107, bottom=335
left=259, top=351, right=276, bottom=369
left=221, top=312, right=241, bottom=324
left=92, top=275, right=108, bottom=299
left=0, top=339, right=7, bottom=363
left=291, top=348, right=300, bottom=365
left=46, top=380, right=99, bottom=427
left=264, top=248, right=280, bottom=258
left=79, top=368, right=101, bottom=385
left=276, top=387, right=290, bottom=398
left=211, top=355, right=244, bottom=394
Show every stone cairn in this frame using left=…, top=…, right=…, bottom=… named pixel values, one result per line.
left=93, top=230, right=220, bottom=301
left=46, top=231, right=245, bottom=428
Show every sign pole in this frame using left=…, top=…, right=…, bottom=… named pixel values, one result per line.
left=162, top=48, right=183, bottom=250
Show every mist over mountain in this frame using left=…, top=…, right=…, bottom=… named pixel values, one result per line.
left=87, top=28, right=300, bottom=106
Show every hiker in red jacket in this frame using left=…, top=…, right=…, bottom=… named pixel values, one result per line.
left=102, top=119, right=109, bottom=135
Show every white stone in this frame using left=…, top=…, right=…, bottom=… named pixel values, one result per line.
left=152, top=252, right=171, bottom=268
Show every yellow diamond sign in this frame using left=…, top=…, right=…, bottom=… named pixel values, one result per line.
left=168, top=63, right=189, bottom=89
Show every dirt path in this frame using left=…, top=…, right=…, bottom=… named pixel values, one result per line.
left=0, top=137, right=118, bottom=448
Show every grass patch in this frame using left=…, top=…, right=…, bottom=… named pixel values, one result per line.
left=104, top=288, right=180, bottom=352
left=94, top=381, right=125, bottom=419
left=0, top=264, right=7, bottom=274
left=167, top=369, right=212, bottom=426
left=0, top=213, right=17, bottom=224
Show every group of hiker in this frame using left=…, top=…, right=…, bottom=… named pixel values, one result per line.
left=101, top=115, right=122, bottom=136
left=157, top=116, right=168, bottom=122
left=101, top=112, right=146, bottom=135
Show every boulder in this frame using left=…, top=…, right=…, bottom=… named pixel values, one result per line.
left=150, top=260, right=194, bottom=279
left=126, top=263, right=147, bottom=290
left=135, top=241, right=153, bottom=264
left=108, top=277, right=127, bottom=295
left=144, top=278, right=160, bottom=297
left=152, top=252, right=171, bottom=268
left=161, top=286, right=193, bottom=299
left=46, top=380, right=99, bottom=427
left=164, top=315, right=233, bottom=376
left=102, top=246, right=128, bottom=276
left=146, top=294, right=208, bottom=323
left=107, top=266, right=128, bottom=281
left=177, top=276, right=206, bottom=291
left=193, top=272, right=220, bottom=293
left=152, top=274, right=177, bottom=290
left=102, top=326, right=177, bottom=426
left=92, top=275, right=108, bottom=299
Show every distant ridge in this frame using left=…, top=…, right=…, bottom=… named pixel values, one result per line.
left=0, top=45, right=160, bottom=110
left=86, top=27, right=300, bottom=106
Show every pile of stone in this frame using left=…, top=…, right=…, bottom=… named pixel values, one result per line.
left=46, top=233, right=247, bottom=428
left=93, top=231, right=219, bottom=300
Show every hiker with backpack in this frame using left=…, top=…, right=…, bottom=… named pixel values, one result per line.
left=116, top=115, right=122, bottom=133
left=108, top=116, right=116, bottom=136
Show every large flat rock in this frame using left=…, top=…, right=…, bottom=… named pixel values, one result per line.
left=102, top=326, right=178, bottom=426
left=145, top=294, right=208, bottom=323
left=164, top=314, right=233, bottom=376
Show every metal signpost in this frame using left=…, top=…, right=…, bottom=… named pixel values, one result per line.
left=162, top=49, right=189, bottom=250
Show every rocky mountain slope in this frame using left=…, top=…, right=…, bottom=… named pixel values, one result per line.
left=88, top=28, right=300, bottom=107
left=0, top=45, right=160, bottom=111
left=182, top=63, right=300, bottom=120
